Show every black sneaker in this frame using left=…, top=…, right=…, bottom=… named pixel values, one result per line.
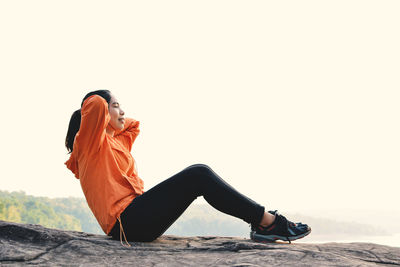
left=250, top=210, right=311, bottom=243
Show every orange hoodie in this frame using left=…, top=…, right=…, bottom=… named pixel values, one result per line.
left=64, top=95, right=144, bottom=235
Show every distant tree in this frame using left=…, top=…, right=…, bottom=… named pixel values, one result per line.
left=7, top=205, right=21, bottom=222
left=0, top=190, right=81, bottom=231
left=0, top=201, right=5, bottom=220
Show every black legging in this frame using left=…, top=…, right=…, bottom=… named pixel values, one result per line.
left=109, top=164, right=265, bottom=242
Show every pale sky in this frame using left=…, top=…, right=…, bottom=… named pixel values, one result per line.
left=0, top=0, right=399, bottom=213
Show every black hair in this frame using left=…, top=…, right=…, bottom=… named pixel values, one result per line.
left=65, top=90, right=112, bottom=153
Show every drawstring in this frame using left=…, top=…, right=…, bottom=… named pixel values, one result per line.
left=117, top=216, right=131, bottom=248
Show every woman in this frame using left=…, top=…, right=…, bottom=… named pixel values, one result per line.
left=65, top=90, right=311, bottom=246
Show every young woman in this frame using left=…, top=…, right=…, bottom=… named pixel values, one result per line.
left=65, top=90, right=311, bottom=246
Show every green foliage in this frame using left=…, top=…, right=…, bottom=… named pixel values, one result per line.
left=0, top=190, right=102, bottom=233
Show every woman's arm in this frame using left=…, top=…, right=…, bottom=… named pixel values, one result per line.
left=76, top=95, right=110, bottom=155
left=114, top=118, right=140, bottom=152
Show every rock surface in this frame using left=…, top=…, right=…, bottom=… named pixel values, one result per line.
left=1, top=220, right=400, bottom=266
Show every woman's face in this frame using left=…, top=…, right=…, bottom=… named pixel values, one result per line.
left=108, top=94, right=125, bottom=130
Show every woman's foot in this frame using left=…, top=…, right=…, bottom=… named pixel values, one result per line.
left=250, top=210, right=311, bottom=243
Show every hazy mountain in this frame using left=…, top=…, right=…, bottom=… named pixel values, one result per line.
left=1, top=190, right=395, bottom=241
left=165, top=204, right=390, bottom=240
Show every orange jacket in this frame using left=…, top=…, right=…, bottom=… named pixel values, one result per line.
left=64, top=95, right=144, bottom=235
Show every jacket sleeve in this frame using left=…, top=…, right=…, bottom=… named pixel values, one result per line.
left=76, top=95, right=110, bottom=156
left=64, top=152, right=79, bottom=179
left=114, top=118, right=140, bottom=152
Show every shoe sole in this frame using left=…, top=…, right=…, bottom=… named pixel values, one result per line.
left=250, top=229, right=311, bottom=243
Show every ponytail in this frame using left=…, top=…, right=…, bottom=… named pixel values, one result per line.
left=65, top=109, right=82, bottom=153
left=65, top=89, right=112, bottom=154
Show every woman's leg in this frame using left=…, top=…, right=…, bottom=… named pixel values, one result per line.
left=111, top=164, right=265, bottom=242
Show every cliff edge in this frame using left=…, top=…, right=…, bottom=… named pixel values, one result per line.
left=1, top=220, right=399, bottom=266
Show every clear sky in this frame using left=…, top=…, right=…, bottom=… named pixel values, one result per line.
left=0, top=0, right=399, bottom=213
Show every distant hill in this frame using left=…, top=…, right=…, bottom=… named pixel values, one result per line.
left=165, top=204, right=390, bottom=240
left=0, top=190, right=102, bottom=234
left=0, top=190, right=390, bottom=240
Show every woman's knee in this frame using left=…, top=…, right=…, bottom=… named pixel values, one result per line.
left=185, top=163, right=212, bottom=172
left=182, top=163, right=215, bottom=185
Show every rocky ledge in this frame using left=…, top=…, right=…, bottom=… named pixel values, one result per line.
left=1, top=220, right=399, bottom=266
